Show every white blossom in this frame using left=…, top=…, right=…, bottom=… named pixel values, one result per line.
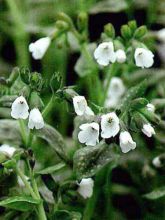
left=134, top=48, right=154, bottom=68
left=78, top=122, right=99, bottom=146
left=107, top=77, right=125, bottom=98
left=11, top=96, right=29, bottom=120
left=73, top=96, right=94, bottom=116
left=29, top=37, right=51, bottom=60
left=104, top=97, right=119, bottom=108
left=157, top=28, right=165, bottom=43
left=142, top=123, right=155, bottom=137
left=94, top=42, right=116, bottom=66
left=28, top=108, right=44, bottom=130
left=152, top=156, right=162, bottom=168
left=119, top=131, right=136, bottom=153
left=101, top=112, right=120, bottom=139
left=146, top=103, right=155, bottom=112
left=116, top=49, right=126, bottom=63
left=0, top=144, right=16, bottom=158
left=77, top=178, right=94, bottom=199
left=105, top=77, right=125, bottom=108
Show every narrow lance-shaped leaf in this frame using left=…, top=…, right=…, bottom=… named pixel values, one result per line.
left=0, top=196, right=40, bottom=212
left=143, top=186, right=165, bottom=200
left=35, top=124, right=71, bottom=165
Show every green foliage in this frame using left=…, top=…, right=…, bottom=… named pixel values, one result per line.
left=0, top=196, right=40, bottom=212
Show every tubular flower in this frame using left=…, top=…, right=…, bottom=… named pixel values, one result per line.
left=77, top=178, right=94, bottom=199
left=101, top=112, right=120, bottom=139
left=73, top=96, right=94, bottom=116
left=152, top=156, right=162, bottom=168
left=11, top=96, right=29, bottom=120
left=28, top=108, right=44, bottom=130
left=116, top=49, right=126, bottom=63
left=119, top=131, right=136, bottom=153
left=29, top=37, right=51, bottom=60
left=94, top=42, right=116, bottom=66
left=0, top=144, right=16, bottom=158
left=78, top=122, right=99, bottom=146
left=134, top=48, right=154, bottom=68
left=142, top=123, right=155, bottom=137
left=146, top=103, right=155, bottom=112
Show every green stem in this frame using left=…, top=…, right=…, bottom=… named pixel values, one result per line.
left=18, top=119, right=27, bottom=146
left=42, top=95, right=55, bottom=118
left=16, top=166, right=37, bottom=199
left=5, top=0, right=29, bottom=67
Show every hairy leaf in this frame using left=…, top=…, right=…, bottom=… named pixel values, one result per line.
left=0, top=196, right=40, bottom=212
left=143, top=187, right=165, bottom=200
left=73, top=141, right=120, bottom=179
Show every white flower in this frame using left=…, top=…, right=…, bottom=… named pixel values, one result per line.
left=146, top=103, right=155, bottom=112
left=28, top=108, right=44, bottom=130
left=157, top=28, right=165, bottom=43
left=119, top=131, right=136, bottom=153
left=134, top=48, right=154, bottom=68
left=116, top=49, right=126, bottom=63
left=107, top=77, right=125, bottom=98
left=152, top=156, right=162, bottom=168
left=11, top=96, right=29, bottom=119
left=104, top=97, right=119, bottom=108
left=78, top=122, right=99, bottom=146
left=142, top=123, right=155, bottom=137
left=77, top=178, right=94, bottom=199
left=73, top=96, right=94, bottom=116
left=29, top=37, right=51, bottom=60
left=0, top=144, right=16, bottom=158
left=101, top=112, right=120, bottom=139
left=94, top=42, right=116, bottom=66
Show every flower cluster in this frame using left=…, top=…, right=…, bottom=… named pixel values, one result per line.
left=73, top=96, right=156, bottom=154
left=94, top=41, right=154, bottom=68
left=11, top=96, right=44, bottom=130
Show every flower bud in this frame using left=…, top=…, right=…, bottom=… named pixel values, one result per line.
left=77, top=12, right=88, bottom=32
left=128, top=20, right=137, bottom=32
left=77, top=178, right=94, bottom=199
left=104, top=23, right=115, bottom=39
left=116, top=49, right=126, bottom=63
left=55, top=20, right=69, bottom=32
left=19, top=67, right=30, bottom=85
left=30, top=72, right=43, bottom=91
left=134, top=26, right=147, bottom=39
left=121, top=25, right=132, bottom=39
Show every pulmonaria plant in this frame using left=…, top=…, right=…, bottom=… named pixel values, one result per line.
left=0, top=9, right=164, bottom=220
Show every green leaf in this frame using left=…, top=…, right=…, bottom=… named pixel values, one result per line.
left=143, top=186, right=165, bottom=200
left=0, top=196, right=40, bottom=212
left=36, top=162, right=66, bottom=175
left=35, top=124, right=71, bottom=164
left=73, top=141, right=120, bottom=179
left=130, top=98, right=148, bottom=110
left=0, top=120, right=21, bottom=145
left=119, top=80, right=146, bottom=113
left=90, top=0, right=128, bottom=14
